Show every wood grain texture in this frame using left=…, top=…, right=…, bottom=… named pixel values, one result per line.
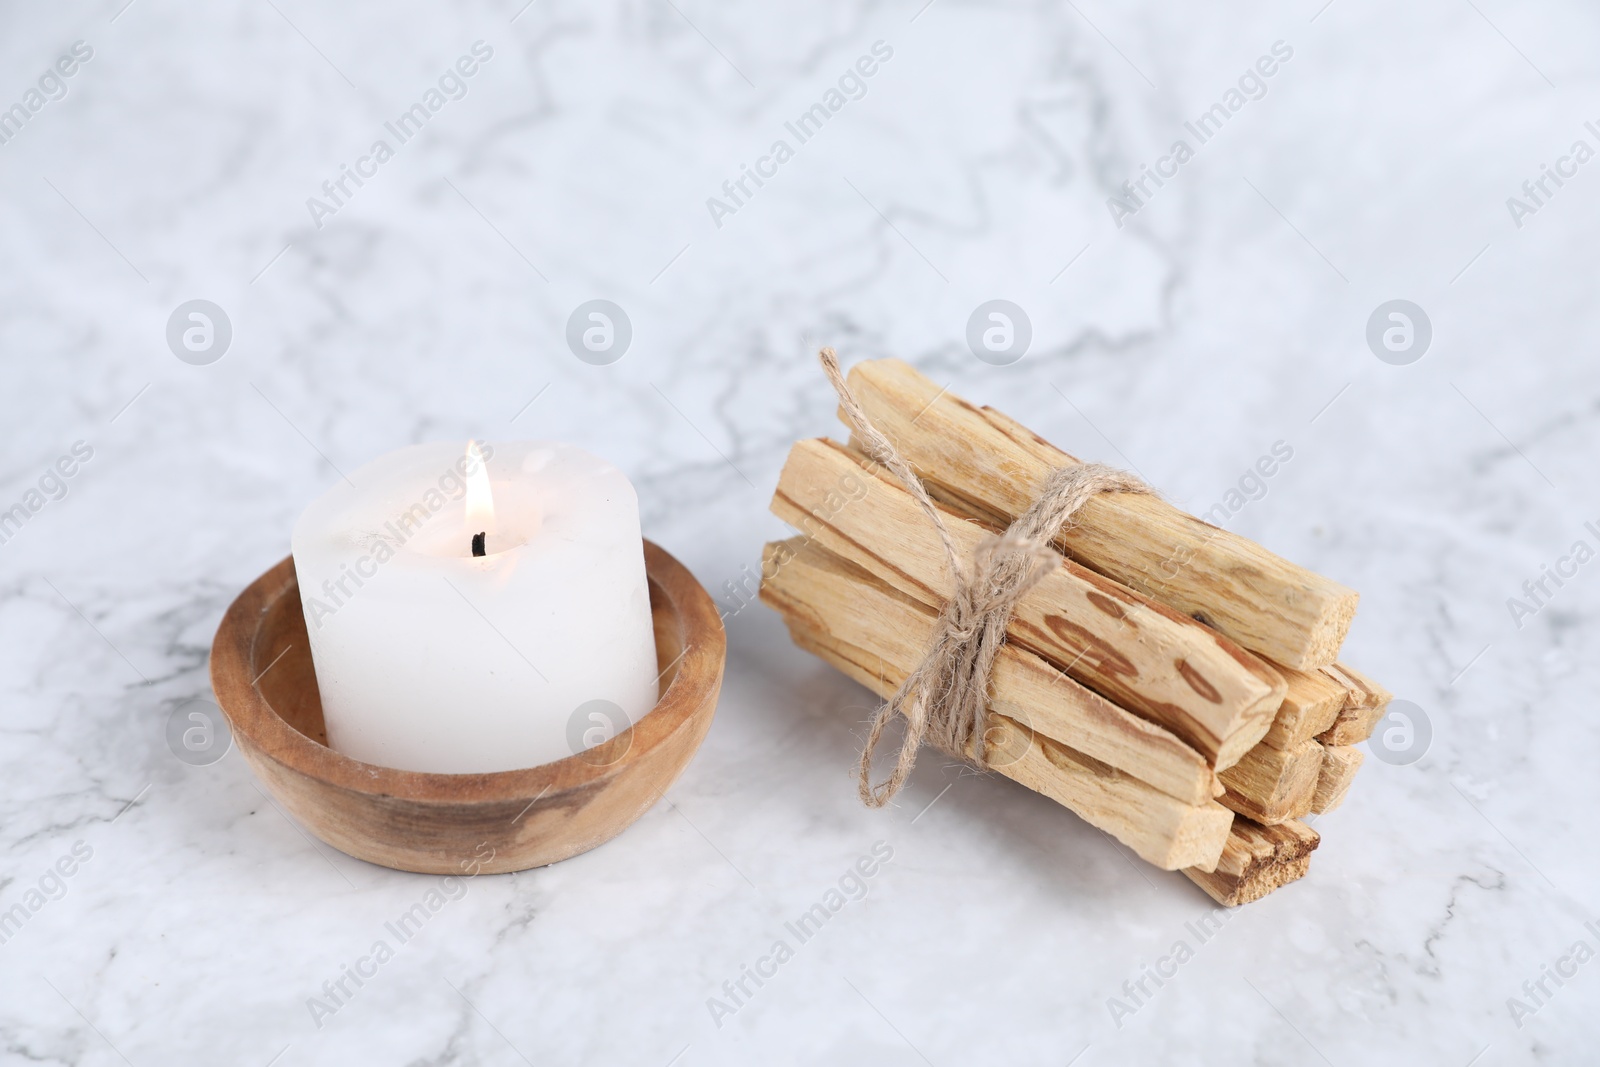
left=1317, top=704, right=1386, bottom=746
left=1183, top=818, right=1319, bottom=906
left=1320, top=661, right=1393, bottom=708
left=773, top=611, right=1233, bottom=872
left=772, top=438, right=1285, bottom=770
left=1316, top=661, right=1393, bottom=745
left=1218, top=740, right=1322, bottom=825
left=1258, top=666, right=1347, bottom=751
left=1310, top=744, right=1364, bottom=814
left=841, top=359, right=1358, bottom=669
left=209, top=543, right=725, bottom=875
left=759, top=538, right=1219, bottom=805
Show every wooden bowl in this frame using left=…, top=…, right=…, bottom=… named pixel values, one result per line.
left=209, top=541, right=724, bottom=875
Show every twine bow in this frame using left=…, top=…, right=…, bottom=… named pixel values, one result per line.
left=818, top=347, right=1150, bottom=807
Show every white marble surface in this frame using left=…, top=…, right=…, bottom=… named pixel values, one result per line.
left=2, top=1, right=1598, bottom=1063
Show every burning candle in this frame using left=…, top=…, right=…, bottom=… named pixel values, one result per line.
left=290, top=441, right=658, bottom=774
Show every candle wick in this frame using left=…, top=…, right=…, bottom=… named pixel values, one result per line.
left=471, top=532, right=487, bottom=557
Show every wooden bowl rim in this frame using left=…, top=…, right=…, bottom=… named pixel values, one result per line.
left=209, top=540, right=725, bottom=806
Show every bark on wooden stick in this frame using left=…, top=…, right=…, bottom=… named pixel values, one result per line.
left=771, top=438, right=1286, bottom=770
left=839, top=359, right=1358, bottom=669
left=1183, top=818, right=1319, bottom=907
left=774, top=613, right=1234, bottom=872
left=760, top=538, right=1219, bottom=805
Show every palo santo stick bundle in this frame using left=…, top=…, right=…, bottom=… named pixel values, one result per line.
left=839, top=359, right=1359, bottom=669
left=773, top=439, right=1285, bottom=769
left=761, top=538, right=1219, bottom=805
left=765, top=354, right=1392, bottom=905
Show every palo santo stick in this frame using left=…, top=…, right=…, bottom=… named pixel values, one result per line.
left=1217, top=740, right=1322, bottom=825
left=983, top=714, right=1231, bottom=874
left=1316, top=662, right=1393, bottom=746
left=775, top=613, right=1233, bottom=871
left=771, top=438, right=1285, bottom=770
left=1310, top=744, right=1364, bottom=814
left=840, top=359, right=1358, bottom=670
left=760, top=538, right=1219, bottom=805
left=1257, top=666, right=1347, bottom=751
left=1183, top=818, right=1319, bottom=907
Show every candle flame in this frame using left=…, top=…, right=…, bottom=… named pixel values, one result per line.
left=464, top=440, right=494, bottom=535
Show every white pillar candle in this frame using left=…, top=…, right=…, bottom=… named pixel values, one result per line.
left=290, top=441, right=658, bottom=774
